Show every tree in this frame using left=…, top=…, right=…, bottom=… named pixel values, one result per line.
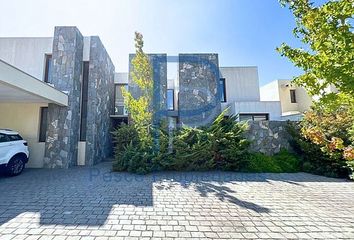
left=278, top=0, right=354, bottom=177
left=122, top=32, right=153, bottom=146
left=277, top=0, right=354, bottom=100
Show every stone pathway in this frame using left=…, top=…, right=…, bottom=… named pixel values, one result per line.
left=0, top=162, right=354, bottom=239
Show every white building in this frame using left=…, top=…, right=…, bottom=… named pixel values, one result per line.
left=260, top=79, right=313, bottom=120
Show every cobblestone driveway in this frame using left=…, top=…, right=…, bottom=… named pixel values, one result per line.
left=0, top=162, right=354, bottom=239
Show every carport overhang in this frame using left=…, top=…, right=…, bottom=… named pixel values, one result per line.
left=0, top=59, right=68, bottom=106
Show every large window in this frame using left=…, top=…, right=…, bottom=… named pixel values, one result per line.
left=44, top=54, right=52, bottom=83
left=80, top=61, right=89, bottom=141
left=114, top=84, right=128, bottom=115
left=39, top=107, right=48, bottom=142
left=239, top=113, right=269, bottom=122
left=290, top=89, right=297, bottom=103
left=220, top=78, right=226, bottom=102
left=167, top=89, right=174, bottom=111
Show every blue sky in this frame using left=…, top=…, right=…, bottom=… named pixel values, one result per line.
left=0, top=0, right=304, bottom=86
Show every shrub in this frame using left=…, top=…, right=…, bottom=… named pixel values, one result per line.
left=243, top=149, right=300, bottom=173
left=287, top=118, right=353, bottom=179
left=112, top=110, right=251, bottom=173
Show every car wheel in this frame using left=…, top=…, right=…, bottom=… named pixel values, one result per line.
left=6, top=156, right=25, bottom=176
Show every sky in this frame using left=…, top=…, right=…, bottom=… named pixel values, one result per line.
left=0, top=0, right=305, bottom=86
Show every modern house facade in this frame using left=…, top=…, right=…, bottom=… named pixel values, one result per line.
left=0, top=26, right=310, bottom=168
left=114, top=54, right=282, bottom=128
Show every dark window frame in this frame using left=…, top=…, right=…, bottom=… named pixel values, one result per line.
left=44, top=54, right=52, bottom=83
left=80, top=61, right=89, bottom=141
left=239, top=113, right=269, bottom=121
left=39, top=107, right=48, bottom=142
left=290, top=89, right=297, bottom=103
left=167, top=89, right=175, bottom=111
left=220, top=78, right=227, bottom=102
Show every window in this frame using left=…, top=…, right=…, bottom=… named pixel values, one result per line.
left=290, top=89, right=297, bottom=103
left=220, top=78, right=226, bottom=102
left=167, top=89, right=174, bottom=111
left=114, top=84, right=128, bottom=115
left=239, top=113, right=269, bottom=122
left=44, top=54, right=52, bottom=83
left=80, top=61, right=89, bottom=141
left=0, top=134, right=9, bottom=143
left=8, top=135, right=23, bottom=141
left=39, top=107, right=48, bottom=142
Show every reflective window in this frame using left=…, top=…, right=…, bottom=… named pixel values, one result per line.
left=80, top=61, right=89, bottom=141
left=220, top=78, right=226, bottom=102
left=44, top=54, right=52, bottom=83
left=239, top=113, right=269, bottom=121
left=167, top=89, right=174, bottom=111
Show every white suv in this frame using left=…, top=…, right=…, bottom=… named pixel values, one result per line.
left=0, top=129, right=29, bottom=176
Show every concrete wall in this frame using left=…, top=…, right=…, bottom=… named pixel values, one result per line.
left=220, top=67, right=260, bottom=105
left=260, top=80, right=280, bottom=101
left=178, top=54, right=221, bottom=127
left=232, top=101, right=282, bottom=120
left=44, top=27, right=84, bottom=168
left=115, top=72, right=128, bottom=84
left=85, top=36, right=115, bottom=166
left=0, top=103, right=47, bottom=168
left=0, top=37, right=53, bottom=80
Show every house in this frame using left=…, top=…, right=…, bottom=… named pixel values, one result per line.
left=260, top=79, right=313, bottom=120
left=0, top=26, right=288, bottom=169
left=113, top=54, right=282, bottom=128
left=0, top=26, right=114, bottom=168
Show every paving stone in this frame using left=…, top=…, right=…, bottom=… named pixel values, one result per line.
left=0, top=162, right=354, bottom=239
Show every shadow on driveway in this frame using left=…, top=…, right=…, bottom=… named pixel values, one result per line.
left=0, top=162, right=350, bottom=227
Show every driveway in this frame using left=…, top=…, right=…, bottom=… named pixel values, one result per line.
left=0, top=162, right=354, bottom=239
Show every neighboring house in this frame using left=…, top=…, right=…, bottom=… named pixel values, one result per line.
left=0, top=26, right=114, bottom=168
left=260, top=79, right=313, bottom=120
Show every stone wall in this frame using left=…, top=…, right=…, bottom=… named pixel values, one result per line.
left=245, top=121, right=292, bottom=155
left=178, top=54, right=221, bottom=127
left=44, top=27, right=83, bottom=168
left=85, top=36, right=115, bottom=166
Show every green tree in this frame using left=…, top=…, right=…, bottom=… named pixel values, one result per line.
left=278, top=0, right=354, bottom=177
left=277, top=0, right=354, bottom=100
left=122, top=32, right=153, bottom=146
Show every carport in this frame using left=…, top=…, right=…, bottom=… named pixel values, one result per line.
left=0, top=59, right=68, bottom=167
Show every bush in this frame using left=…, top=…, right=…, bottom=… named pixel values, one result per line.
left=287, top=120, right=352, bottom=178
left=112, top=111, right=250, bottom=173
left=243, top=149, right=300, bottom=173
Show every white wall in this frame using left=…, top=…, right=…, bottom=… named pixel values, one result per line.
left=0, top=103, right=48, bottom=168
left=232, top=101, right=282, bottom=120
left=115, top=72, right=128, bottom=84
left=0, top=38, right=53, bottom=80
left=260, top=80, right=280, bottom=101
left=220, top=67, right=261, bottom=103
left=260, top=79, right=312, bottom=115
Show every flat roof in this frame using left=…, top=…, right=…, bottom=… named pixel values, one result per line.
left=0, top=59, right=68, bottom=106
